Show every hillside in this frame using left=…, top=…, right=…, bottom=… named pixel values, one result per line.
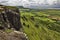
left=21, top=9, right=60, bottom=40
left=0, top=6, right=60, bottom=40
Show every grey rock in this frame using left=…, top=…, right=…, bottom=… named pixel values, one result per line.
left=0, top=5, right=22, bottom=31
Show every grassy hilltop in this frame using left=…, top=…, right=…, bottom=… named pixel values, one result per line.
left=20, top=8, right=60, bottom=40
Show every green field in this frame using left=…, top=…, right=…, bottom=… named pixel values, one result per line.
left=20, top=9, right=60, bottom=40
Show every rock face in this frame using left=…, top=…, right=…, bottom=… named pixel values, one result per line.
left=0, top=5, right=28, bottom=40
left=0, top=30, right=27, bottom=40
left=0, top=5, right=22, bottom=31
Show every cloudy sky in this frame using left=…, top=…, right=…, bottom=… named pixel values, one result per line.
left=0, top=0, right=60, bottom=8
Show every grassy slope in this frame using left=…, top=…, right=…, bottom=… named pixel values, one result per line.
left=20, top=9, right=60, bottom=40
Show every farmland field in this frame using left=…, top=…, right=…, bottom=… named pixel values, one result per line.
left=20, top=9, right=60, bottom=40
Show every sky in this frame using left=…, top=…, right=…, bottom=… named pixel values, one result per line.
left=0, top=0, right=60, bottom=8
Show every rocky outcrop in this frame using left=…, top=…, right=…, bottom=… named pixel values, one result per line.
left=0, top=6, right=22, bottom=31
left=0, top=30, right=28, bottom=40
left=0, top=5, right=28, bottom=40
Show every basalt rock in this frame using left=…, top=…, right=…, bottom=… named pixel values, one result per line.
left=0, top=5, right=22, bottom=31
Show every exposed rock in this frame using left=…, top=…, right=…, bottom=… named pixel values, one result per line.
left=0, top=30, right=28, bottom=40
left=0, top=5, right=22, bottom=31
left=0, top=5, right=28, bottom=40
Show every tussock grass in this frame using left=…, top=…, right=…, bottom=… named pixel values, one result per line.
left=20, top=9, right=60, bottom=40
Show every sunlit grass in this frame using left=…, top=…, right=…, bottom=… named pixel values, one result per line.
left=20, top=9, right=60, bottom=40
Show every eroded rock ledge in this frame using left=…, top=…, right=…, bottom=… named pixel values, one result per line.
left=0, top=5, right=22, bottom=31
left=0, top=5, right=28, bottom=40
left=0, top=30, right=28, bottom=40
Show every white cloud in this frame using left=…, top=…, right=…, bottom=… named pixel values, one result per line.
left=0, top=0, right=59, bottom=7
left=47, top=0, right=57, bottom=5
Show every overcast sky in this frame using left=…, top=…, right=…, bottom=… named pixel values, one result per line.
left=0, top=0, right=60, bottom=8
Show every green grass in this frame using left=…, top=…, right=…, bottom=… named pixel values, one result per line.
left=20, top=9, right=60, bottom=40
left=5, top=29, right=13, bottom=33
